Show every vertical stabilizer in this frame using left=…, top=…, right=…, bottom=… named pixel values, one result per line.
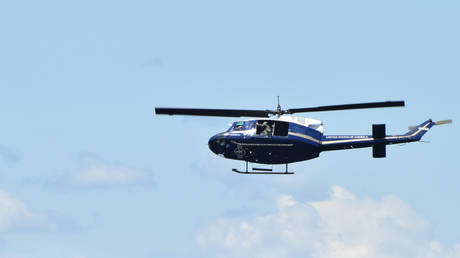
left=372, top=124, right=386, bottom=158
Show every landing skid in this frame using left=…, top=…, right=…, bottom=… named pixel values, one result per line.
left=232, top=162, right=294, bottom=175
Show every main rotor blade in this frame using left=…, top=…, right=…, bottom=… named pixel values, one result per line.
left=155, top=108, right=270, bottom=117
left=287, top=101, right=405, bottom=114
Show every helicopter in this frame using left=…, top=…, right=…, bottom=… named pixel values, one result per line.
left=155, top=99, right=451, bottom=174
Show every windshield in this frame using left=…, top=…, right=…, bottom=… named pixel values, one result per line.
left=227, top=121, right=256, bottom=132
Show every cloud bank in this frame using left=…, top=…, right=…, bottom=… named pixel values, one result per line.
left=51, top=155, right=155, bottom=189
left=197, top=186, right=460, bottom=258
left=70, top=160, right=145, bottom=186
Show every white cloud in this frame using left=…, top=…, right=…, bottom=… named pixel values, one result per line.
left=71, top=162, right=143, bottom=185
left=0, top=189, right=80, bottom=239
left=276, top=194, right=297, bottom=209
left=64, top=155, right=154, bottom=187
left=0, top=189, right=40, bottom=232
left=196, top=186, right=460, bottom=258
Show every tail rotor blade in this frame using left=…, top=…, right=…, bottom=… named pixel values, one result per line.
left=434, top=119, right=452, bottom=126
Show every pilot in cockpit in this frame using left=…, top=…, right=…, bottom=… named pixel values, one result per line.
left=234, top=122, right=244, bottom=131
left=260, top=121, right=272, bottom=136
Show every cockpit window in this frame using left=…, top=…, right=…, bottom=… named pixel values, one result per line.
left=234, top=121, right=244, bottom=130
left=244, top=121, right=256, bottom=130
left=227, top=121, right=256, bottom=132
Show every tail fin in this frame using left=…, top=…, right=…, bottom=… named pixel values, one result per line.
left=404, top=119, right=434, bottom=141
left=405, top=119, right=452, bottom=141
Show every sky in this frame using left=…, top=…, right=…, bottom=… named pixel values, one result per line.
left=0, top=0, right=459, bottom=257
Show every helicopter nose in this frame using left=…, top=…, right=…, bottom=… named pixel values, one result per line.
left=208, top=135, right=226, bottom=155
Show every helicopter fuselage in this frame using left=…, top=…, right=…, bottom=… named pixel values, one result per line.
left=208, top=116, right=437, bottom=165
left=208, top=116, right=324, bottom=164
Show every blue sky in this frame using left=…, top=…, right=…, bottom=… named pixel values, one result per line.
left=0, top=0, right=459, bottom=257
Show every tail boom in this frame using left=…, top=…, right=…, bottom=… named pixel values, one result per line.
left=320, top=119, right=437, bottom=153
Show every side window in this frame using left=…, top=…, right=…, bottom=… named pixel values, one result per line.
left=273, top=121, right=289, bottom=136
left=256, top=121, right=289, bottom=136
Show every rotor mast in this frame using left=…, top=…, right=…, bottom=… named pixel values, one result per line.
left=275, top=96, right=282, bottom=117
left=267, top=96, right=288, bottom=117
